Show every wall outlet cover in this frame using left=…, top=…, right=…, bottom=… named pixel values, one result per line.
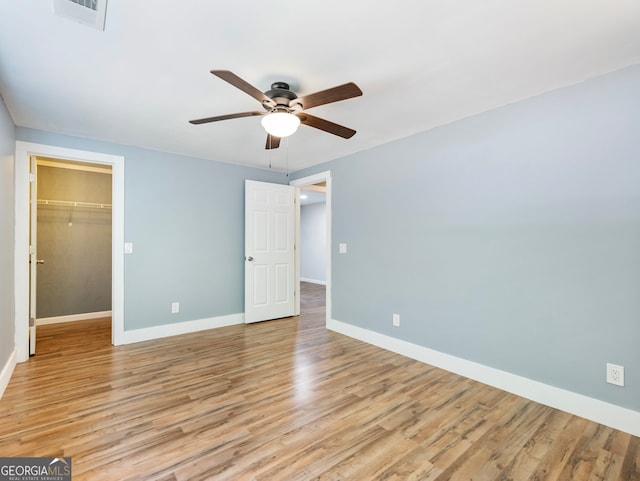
left=606, top=363, right=624, bottom=387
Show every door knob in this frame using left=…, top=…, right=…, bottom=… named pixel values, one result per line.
left=36, top=259, right=45, bottom=264
left=246, top=256, right=253, bottom=262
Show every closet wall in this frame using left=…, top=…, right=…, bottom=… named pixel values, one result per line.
left=36, top=161, right=112, bottom=320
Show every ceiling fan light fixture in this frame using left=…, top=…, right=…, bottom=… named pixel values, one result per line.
left=190, top=71, right=362, bottom=149
left=261, top=111, right=300, bottom=138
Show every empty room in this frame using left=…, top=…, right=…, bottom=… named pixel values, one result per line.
left=0, top=1, right=639, bottom=480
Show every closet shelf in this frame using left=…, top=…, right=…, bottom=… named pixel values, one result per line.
left=37, top=199, right=112, bottom=210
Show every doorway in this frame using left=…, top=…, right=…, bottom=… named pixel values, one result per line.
left=14, top=142, right=125, bottom=362
left=34, top=158, right=113, bottom=340
left=290, top=171, right=332, bottom=324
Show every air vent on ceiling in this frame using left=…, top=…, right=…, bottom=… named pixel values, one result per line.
left=70, top=0, right=98, bottom=11
left=53, top=0, right=107, bottom=31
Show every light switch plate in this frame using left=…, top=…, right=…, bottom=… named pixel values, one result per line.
left=339, top=243, right=347, bottom=254
left=124, top=242, right=133, bottom=254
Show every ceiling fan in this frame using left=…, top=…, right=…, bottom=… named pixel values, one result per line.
left=189, top=70, right=363, bottom=149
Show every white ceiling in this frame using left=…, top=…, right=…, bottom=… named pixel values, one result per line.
left=1, top=0, right=639, bottom=172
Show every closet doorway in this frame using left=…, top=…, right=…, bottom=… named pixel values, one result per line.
left=15, top=141, right=124, bottom=362
left=34, top=158, right=113, bottom=347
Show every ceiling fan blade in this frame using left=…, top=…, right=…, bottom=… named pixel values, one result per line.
left=294, top=82, right=362, bottom=110
left=211, top=70, right=276, bottom=108
left=298, top=113, right=356, bottom=139
left=265, top=134, right=281, bottom=150
left=189, top=111, right=264, bottom=125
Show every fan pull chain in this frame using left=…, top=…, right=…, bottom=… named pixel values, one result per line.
left=286, top=136, right=289, bottom=177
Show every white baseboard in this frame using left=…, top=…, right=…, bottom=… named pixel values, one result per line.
left=300, top=277, right=327, bottom=285
left=37, top=310, right=112, bottom=325
left=119, top=313, right=244, bottom=345
left=327, top=318, right=640, bottom=438
left=0, top=350, right=17, bottom=400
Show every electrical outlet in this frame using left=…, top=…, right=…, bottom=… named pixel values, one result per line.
left=171, top=302, right=180, bottom=314
left=606, top=363, right=624, bottom=387
left=392, top=313, right=400, bottom=327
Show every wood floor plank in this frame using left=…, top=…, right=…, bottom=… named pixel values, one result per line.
left=1, top=282, right=638, bottom=480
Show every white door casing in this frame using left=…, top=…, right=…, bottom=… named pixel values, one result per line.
left=14, top=141, right=125, bottom=362
left=245, top=180, right=296, bottom=323
left=290, top=171, right=332, bottom=324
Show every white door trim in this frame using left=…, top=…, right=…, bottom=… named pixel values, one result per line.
left=290, top=171, right=332, bottom=324
left=14, top=141, right=125, bottom=361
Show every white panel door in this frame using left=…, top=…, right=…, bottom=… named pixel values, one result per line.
left=28, top=156, right=38, bottom=355
left=245, top=180, right=296, bottom=323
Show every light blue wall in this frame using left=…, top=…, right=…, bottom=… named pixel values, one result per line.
left=0, top=96, right=16, bottom=370
left=292, top=64, right=640, bottom=412
left=15, top=128, right=288, bottom=330
left=301, top=202, right=326, bottom=284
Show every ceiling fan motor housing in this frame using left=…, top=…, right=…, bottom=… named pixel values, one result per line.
left=265, top=82, right=302, bottom=112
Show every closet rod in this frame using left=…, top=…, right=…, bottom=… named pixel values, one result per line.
left=37, top=199, right=112, bottom=210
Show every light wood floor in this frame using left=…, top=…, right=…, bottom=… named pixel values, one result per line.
left=1, top=283, right=639, bottom=480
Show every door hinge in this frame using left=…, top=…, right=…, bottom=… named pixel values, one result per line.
left=29, top=173, right=35, bottom=183
left=29, top=317, right=35, bottom=327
